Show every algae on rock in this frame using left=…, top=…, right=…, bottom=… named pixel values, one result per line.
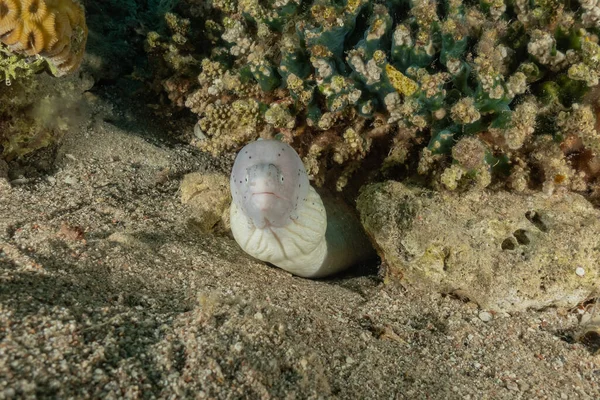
left=0, top=72, right=93, bottom=161
left=180, top=172, right=232, bottom=233
left=357, top=181, right=600, bottom=312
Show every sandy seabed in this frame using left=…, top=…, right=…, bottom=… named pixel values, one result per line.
left=0, top=88, right=598, bottom=399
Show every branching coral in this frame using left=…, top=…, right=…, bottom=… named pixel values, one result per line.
left=0, top=0, right=88, bottom=76
left=153, top=0, right=600, bottom=197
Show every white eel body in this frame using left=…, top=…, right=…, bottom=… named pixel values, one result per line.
left=230, top=139, right=374, bottom=278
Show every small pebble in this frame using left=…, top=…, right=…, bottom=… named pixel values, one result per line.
left=10, top=177, right=29, bottom=185
left=478, top=311, right=493, bottom=322
left=107, top=232, right=142, bottom=246
left=194, top=122, right=207, bottom=140
left=519, top=381, right=530, bottom=392
left=233, top=342, right=243, bottom=352
left=63, top=176, right=78, bottom=185
left=506, top=381, right=519, bottom=391
left=575, top=267, right=585, bottom=277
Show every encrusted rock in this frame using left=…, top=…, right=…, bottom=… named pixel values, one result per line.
left=576, top=307, right=600, bottom=354
left=180, top=172, right=231, bottom=233
left=357, top=181, right=600, bottom=312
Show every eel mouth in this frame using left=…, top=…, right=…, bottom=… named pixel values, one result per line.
left=251, top=192, right=285, bottom=212
left=252, top=192, right=285, bottom=200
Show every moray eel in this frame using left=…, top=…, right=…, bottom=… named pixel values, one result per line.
left=230, top=139, right=375, bottom=278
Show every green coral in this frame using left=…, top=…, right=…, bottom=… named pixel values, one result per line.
left=158, top=0, right=600, bottom=195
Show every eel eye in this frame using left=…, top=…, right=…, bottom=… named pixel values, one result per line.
left=245, top=175, right=248, bottom=183
left=280, top=176, right=284, bottom=183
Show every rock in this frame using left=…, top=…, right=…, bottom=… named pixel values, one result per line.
left=357, top=181, right=600, bottom=312
left=576, top=309, right=600, bottom=354
left=478, top=311, right=493, bottom=322
left=63, top=175, right=78, bottom=185
left=180, top=172, right=231, bottom=233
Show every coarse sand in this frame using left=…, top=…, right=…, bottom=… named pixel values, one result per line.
left=0, top=88, right=598, bottom=399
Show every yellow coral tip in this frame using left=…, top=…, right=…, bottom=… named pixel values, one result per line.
left=385, top=64, right=418, bottom=96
